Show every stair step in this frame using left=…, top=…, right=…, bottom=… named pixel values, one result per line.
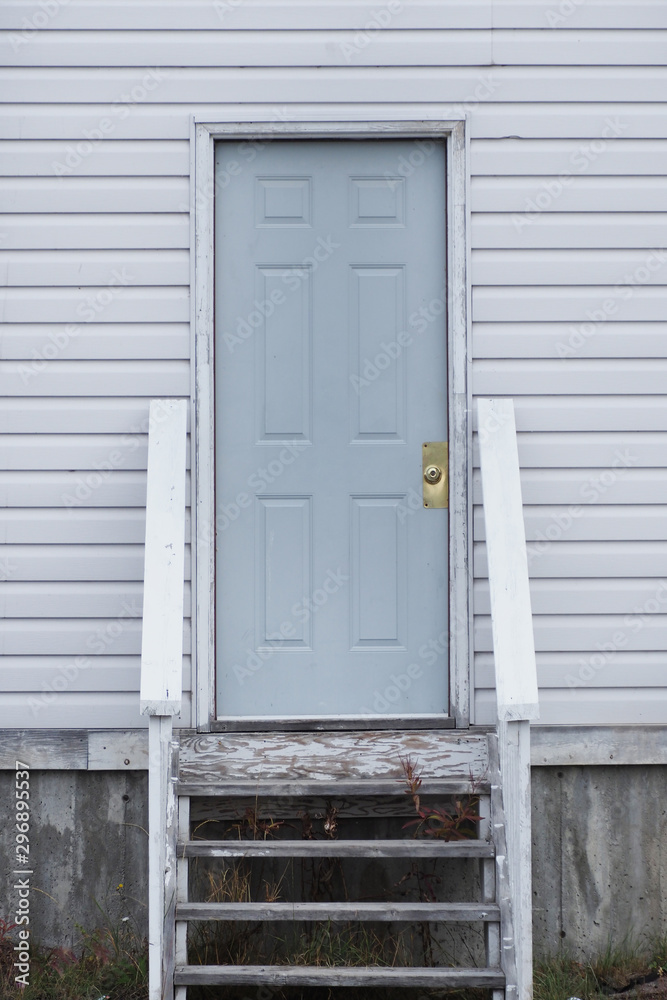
left=174, top=964, right=505, bottom=987
left=179, top=838, right=494, bottom=859
left=178, top=778, right=488, bottom=797
left=176, top=901, right=500, bottom=922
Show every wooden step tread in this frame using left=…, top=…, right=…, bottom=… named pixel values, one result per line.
left=178, top=838, right=494, bottom=859
left=178, top=778, right=488, bottom=797
left=176, top=901, right=500, bottom=922
left=174, top=964, right=505, bottom=987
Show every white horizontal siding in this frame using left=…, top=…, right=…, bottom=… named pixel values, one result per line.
left=5, top=29, right=667, bottom=67
left=5, top=72, right=667, bottom=109
left=0, top=251, right=189, bottom=284
left=4, top=2, right=667, bottom=30
left=0, top=582, right=192, bottom=616
left=2, top=3, right=666, bottom=729
left=0, top=693, right=192, bottom=729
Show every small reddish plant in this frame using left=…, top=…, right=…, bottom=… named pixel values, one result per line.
left=400, top=755, right=481, bottom=841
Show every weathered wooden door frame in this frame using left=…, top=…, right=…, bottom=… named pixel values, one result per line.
left=191, top=118, right=471, bottom=731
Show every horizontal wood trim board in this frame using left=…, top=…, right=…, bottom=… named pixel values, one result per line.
left=179, top=839, right=495, bottom=858
left=0, top=727, right=665, bottom=769
left=174, top=966, right=505, bottom=988
left=176, top=901, right=501, bottom=921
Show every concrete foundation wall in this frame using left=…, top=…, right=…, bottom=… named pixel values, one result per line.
left=532, top=765, right=667, bottom=959
left=2, top=766, right=665, bottom=958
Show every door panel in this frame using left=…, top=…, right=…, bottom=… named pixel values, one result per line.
left=215, top=139, right=448, bottom=718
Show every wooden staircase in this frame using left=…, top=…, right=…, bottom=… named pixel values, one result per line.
left=169, top=728, right=514, bottom=996
left=140, top=398, right=538, bottom=999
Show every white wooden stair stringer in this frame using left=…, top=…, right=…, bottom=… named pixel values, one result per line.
left=140, top=396, right=538, bottom=999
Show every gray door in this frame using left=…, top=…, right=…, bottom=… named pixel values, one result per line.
left=215, top=139, right=448, bottom=719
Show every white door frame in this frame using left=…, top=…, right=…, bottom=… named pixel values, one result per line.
left=191, top=118, right=472, bottom=731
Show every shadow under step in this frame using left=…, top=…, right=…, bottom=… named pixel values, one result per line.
left=174, top=964, right=505, bottom=987
left=178, top=779, right=489, bottom=797
left=178, top=838, right=494, bottom=858
left=176, top=901, right=500, bottom=921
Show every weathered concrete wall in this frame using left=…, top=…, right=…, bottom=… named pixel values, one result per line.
left=1, top=766, right=665, bottom=959
left=532, top=765, right=667, bottom=958
left=0, top=770, right=148, bottom=950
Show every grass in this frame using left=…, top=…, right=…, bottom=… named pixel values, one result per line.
left=0, top=914, right=148, bottom=1000
left=534, top=935, right=667, bottom=1000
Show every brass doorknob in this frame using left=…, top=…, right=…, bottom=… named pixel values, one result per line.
left=424, top=465, right=442, bottom=485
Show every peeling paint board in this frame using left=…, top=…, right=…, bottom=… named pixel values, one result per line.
left=88, top=729, right=149, bottom=769
left=0, top=729, right=87, bottom=768
left=178, top=731, right=488, bottom=783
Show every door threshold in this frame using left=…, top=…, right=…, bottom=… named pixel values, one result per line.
left=211, top=714, right=456, bottom=733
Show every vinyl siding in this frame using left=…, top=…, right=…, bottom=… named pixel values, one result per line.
left=0, top=1, right=665, bottom=727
